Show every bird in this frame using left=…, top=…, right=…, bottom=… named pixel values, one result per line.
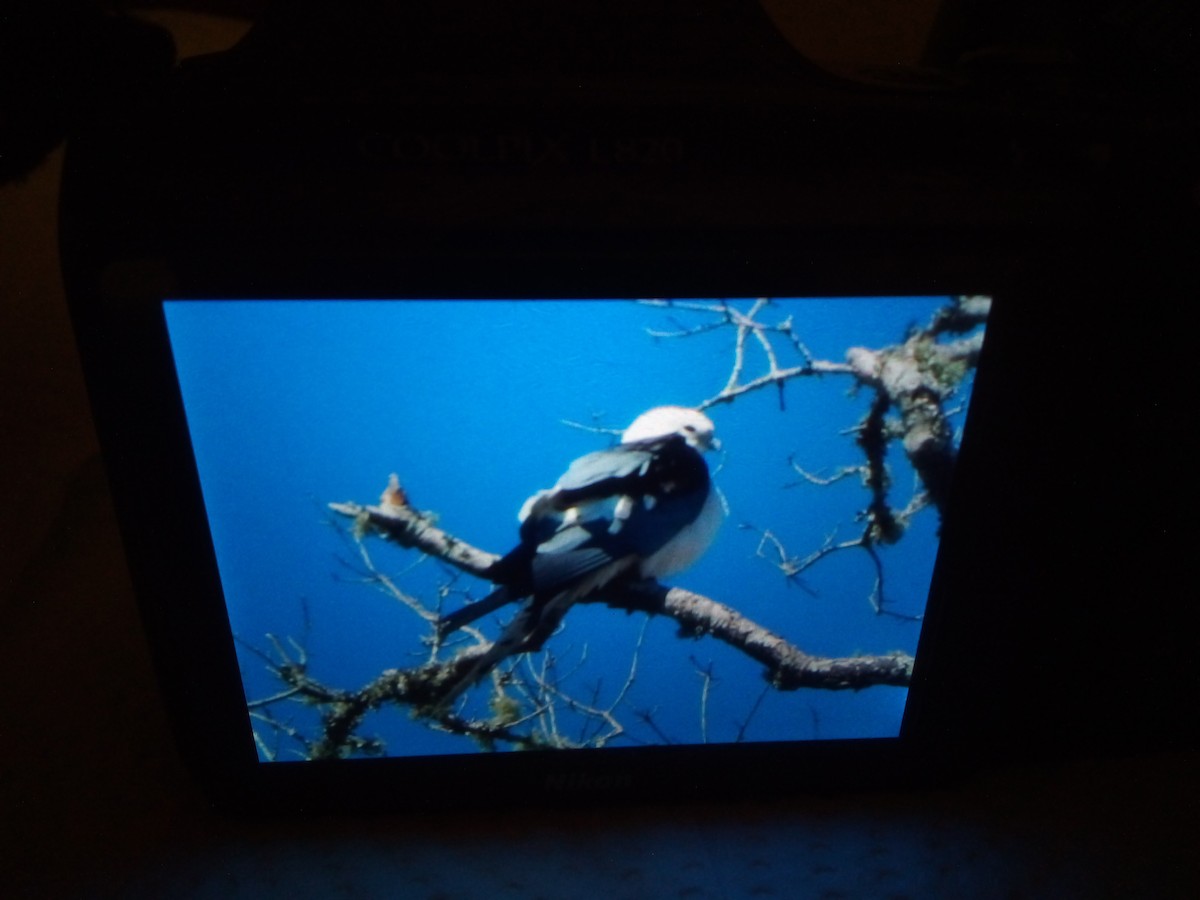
left=434, top=405, right=723, bottom=707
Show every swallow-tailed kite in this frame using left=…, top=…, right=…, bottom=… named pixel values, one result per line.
left=435, top=405, right=723, bottom=706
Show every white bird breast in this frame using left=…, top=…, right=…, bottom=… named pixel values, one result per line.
left=637, top=485, right=724, bottom=581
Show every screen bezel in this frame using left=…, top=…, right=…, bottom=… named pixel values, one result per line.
left=67, top=243, right=1012, bottom=812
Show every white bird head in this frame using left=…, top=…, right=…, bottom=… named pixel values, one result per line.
left=621, top=406, right=718, bottom=452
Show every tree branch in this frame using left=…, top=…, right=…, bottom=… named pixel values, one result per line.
left=328, top=474, right=499, bottom=579
left=589, top=581, right=913, bottom=691
left=845, top=296, right=990, bottom=516
left=324, top=484, right=915, bottom=704
left=639, top=298, right=856, bottom=411
left=646, top=296, right=988, bottom=518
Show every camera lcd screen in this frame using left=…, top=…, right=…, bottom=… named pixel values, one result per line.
left=162, top=297, right=989, bottom=762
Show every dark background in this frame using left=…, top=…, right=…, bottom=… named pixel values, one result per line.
left=2, top=2, right=1197, bottom=896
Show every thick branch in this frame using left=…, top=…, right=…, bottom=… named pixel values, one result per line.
left=845, top=302, right=986, bottom=517
left=589, top=581, right=913, bottom=691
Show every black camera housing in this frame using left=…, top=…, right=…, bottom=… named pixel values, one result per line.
left=60, top=1, right=1197, bottom=812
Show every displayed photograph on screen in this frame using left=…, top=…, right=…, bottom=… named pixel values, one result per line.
left=163, top=296, right=990, bottom=761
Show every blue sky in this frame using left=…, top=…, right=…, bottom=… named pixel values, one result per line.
left=163, top=297, right=982, bottom=760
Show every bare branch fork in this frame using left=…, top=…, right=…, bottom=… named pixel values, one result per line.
left=639, top=298, right=855, bottom=411
left=646, top=296, right=989, bottom=519
left=646, top=296, right=986, bottom=620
